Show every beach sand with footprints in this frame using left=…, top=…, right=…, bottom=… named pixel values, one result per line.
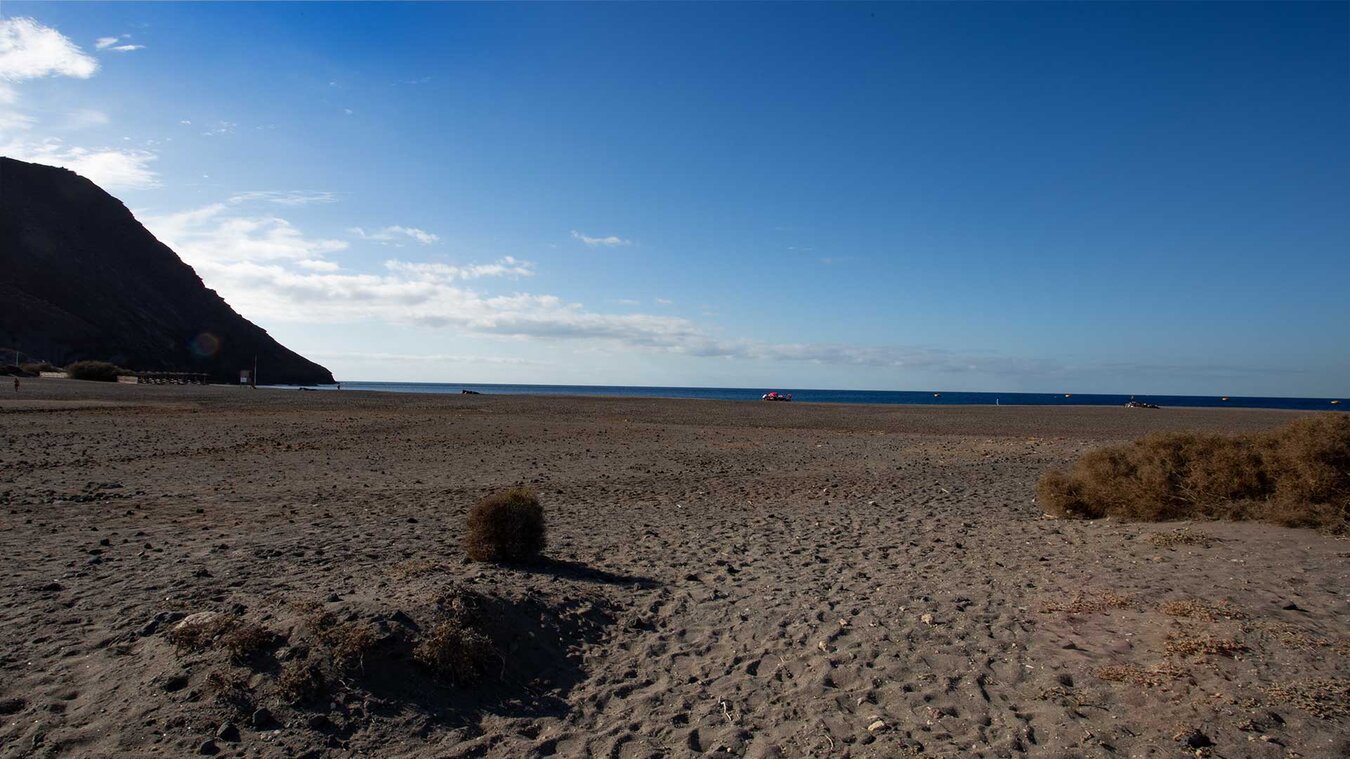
left=1, top=379, right=1346, bottom=757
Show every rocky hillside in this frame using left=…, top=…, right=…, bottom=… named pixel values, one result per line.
left=0, top=157, right=333, bottom=385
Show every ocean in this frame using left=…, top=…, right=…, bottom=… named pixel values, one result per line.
left=270, top=382, right=1346, bottom=412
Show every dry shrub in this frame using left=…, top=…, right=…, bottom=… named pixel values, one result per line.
left=413, top=620, right=495, bottom=684
left=64, top=360, right=131, bottom=382
left=1149, top=529, right=1215, bottom=548
left=303, top=607, right=378, bottom=672
left=277, top=658, right=326, bottom=704
left=390, top=558, right=449, bottom=579
left=326, top=624, right=377, bottom=671
left=167, top=612, right=238, bottom=653
left=1266, top=622, right=1350, bottom=656
left=1038, top=414, right=1349, bottom=531
left=1263, top=677, right=1350, bottom=719
left=1093, top=663, right=1188, bottom=687
left=1040, top=591, right=1132, bottom=615
left=220, top=622, right=278, bottom=664
left=413, top=590, right=496, bottom=684
left=1164, top=634, right=1247, bottom=657
left=1159, top=599, right=1245, bottom=622
left=465, top=487, right=546, bottom=563
left=205, top=667, right=253, bottom=711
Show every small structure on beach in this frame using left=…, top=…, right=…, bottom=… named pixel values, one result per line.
left=135, top=371, right=210, bottom=385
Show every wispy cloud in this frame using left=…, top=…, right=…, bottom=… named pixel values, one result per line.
left=571, top=229, right=631, bottom=247
left=310, top=351, right=548, bottom=367
left=64, top=108, right=108, bottom=129
left=201, top=121, right=236, bottom=137
left=385, top=258, right=533, bottom=281
left=228, top=190, right=338, bottom=207
left=94, top=35, right=142, bottom=53
left=349, top=225, right=439, bottom=245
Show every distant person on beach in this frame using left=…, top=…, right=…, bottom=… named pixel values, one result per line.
left=13, top=377, right=19, bottom=392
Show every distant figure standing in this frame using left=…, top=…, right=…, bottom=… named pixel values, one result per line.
left=13, top=377, right=19, bottom=392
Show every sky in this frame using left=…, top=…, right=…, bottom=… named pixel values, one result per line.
left=2, top=2, right=1347, bottom=395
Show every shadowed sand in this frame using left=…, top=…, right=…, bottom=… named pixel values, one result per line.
left=1, top=379, right=1346, bottom=757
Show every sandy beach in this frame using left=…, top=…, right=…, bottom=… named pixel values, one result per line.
left=1, top=379, right=1346, bottom=758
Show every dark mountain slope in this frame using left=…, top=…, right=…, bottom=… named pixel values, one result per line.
left=0, top=156, right=333, bottom=384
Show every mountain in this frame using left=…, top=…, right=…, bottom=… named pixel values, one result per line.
left=0, top=157, right=334, bottom=385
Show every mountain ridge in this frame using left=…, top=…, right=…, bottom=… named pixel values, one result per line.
left=0, top=156, right=334, bottom=385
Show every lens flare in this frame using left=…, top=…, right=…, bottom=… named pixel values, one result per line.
left=189, top=332, right=221, bottom=357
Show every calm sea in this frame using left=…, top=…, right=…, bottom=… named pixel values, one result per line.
left=272, top=382, right=1346, bottom=412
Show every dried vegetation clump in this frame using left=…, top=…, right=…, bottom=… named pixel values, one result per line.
left=1164, top=634, right=1247, bottom=658
left=1093, top=663, right=1188, bottom=687
left=1037, top=414, right=1350, bottom=531
left=1159, top=599, right=1246, bottom=622
left=412, top=589, right=497, bottom=684
left=64, top=360, right=132, bottom=382
left=465, top=487, right=547, bottom=563
left=1148, top=529, right=1215, bottom=548
left=167, top=612, right=239, bottom=653
left=220, top=622, right=278, bottom=664
left=1263, top=677, right=1350, bottom=719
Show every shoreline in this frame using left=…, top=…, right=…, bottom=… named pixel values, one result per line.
left=252, top=379, right=1342, bottom=412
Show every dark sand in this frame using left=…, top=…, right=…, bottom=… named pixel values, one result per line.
left=1, top=379, right=1346, bottom=758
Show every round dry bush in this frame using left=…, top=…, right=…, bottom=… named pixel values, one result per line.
left=464, top=487, right=546, bottom=563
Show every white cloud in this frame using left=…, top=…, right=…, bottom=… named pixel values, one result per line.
left=95, top=34, right=142, bottom=53
left=2, top=137, right=158, bottom=189
left=349, top=225, right=439, bottom=245
left=0, top=19, right=99, bottom=138
left=385, top=257, right=534, bottom=281
left=310, top=351, right=547, bottom=367
left=228, top=190, right=338, bottom=207
left=655, top=298, right=673, bottom=306
left=0, top=18, right=98, bottom=81
left=296, top=259, right=341, bottom=272
left=142, top=203, right=347, bottom=264
left=571, top=230, right=631, bottom=247
left=138, top=202, right=1060, bottom=377
left=202, top=121, right=236, bottom=137
left=178, top=119, right=191, bottom=125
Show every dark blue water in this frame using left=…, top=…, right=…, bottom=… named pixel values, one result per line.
left=271, top=382, right=1346, bottom=411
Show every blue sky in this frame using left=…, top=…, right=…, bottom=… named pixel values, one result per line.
left=2, top=2, right=1347, bottom=395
